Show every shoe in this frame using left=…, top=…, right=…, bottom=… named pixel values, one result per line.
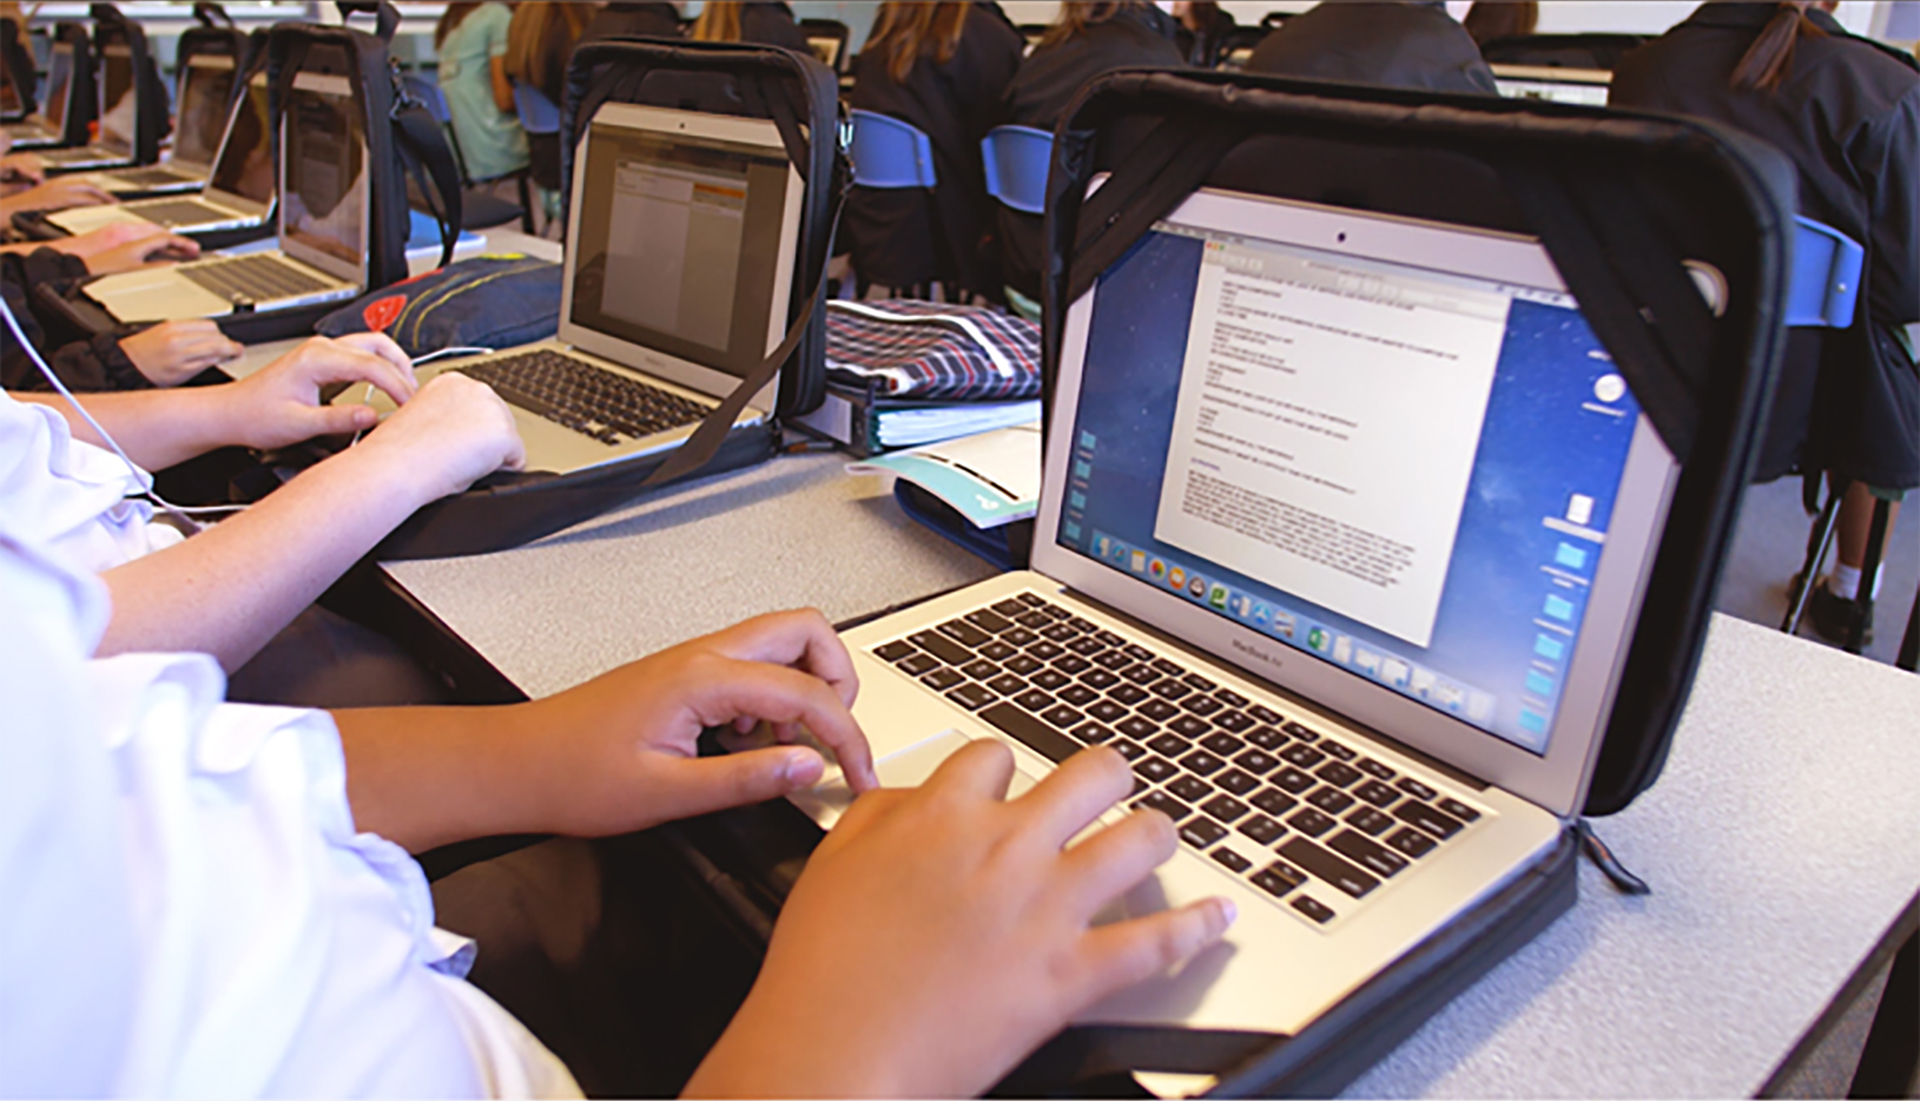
left=1806, top=580, right=1874, bottom=646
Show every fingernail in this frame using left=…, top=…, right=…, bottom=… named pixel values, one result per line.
left=783, top=749, right=823, bottom=785
left=1215, top=898, right=1238, bottom=928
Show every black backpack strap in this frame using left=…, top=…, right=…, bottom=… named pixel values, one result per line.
left=391, top=96, right=463, bottom=268
left=637, top=192, right=845, bottom=489
left=336, top=0, right=402, bottom=43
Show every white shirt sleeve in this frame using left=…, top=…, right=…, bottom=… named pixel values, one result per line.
left=0, top=523, right=580, bottom=1097
left=0, top=389, right=184, bottom=573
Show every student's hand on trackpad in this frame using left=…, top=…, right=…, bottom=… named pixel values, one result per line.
left=685, top=740, right=1235, bottom=1098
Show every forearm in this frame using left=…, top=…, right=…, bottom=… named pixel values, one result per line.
left=97, top=444, right=437, bottom=670
left=331, top=701, right=554, bottom=852
left=15, top=387, right=240, bottom=469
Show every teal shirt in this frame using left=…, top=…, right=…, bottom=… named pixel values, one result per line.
left=437, top=3, right=528, bottom=181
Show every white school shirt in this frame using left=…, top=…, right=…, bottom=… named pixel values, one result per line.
left=0, top=431, right=580, bottom=1097
left=0, top=388, right=183, bottom=572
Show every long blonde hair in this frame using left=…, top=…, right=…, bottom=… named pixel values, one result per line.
left=504, top=2, right=595, bottom=92
left=867, top=2, right=971, bottom=82
left=691, top=1, right=745, bottom=42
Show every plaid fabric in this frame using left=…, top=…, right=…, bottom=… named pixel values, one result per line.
left=825, top=299, right=1042, bottom=400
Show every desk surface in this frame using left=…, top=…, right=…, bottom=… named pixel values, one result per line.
left=377, top=443, right=1920, bottom=1097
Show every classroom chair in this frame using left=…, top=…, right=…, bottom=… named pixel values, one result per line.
left=401, top=70, right=528, bottom=232
left=1776, top=217, right=1890, bottom=655
left=848, top=109, right=937, bottom=189
left=981, top=125, right=1050, bottom=216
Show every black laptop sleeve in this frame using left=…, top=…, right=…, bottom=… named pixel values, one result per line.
left=349, top=37, right=851, bottom=561
left=87, top=5, right=166, bottom=165
left=575, top=67, right=1796, bottom=1098
left=51, top=22, right=94, bottom=147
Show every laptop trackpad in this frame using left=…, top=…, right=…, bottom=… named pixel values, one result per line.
left=788, top=729, right=1039, bottom=828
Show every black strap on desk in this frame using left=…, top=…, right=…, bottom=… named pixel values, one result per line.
left=637, top=192, right=844, bottom=489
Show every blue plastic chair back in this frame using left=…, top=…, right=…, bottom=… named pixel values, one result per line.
left=848, top=109, right=936, bottom=189
left=402, top=72, right=450, bottom=125
left=1787, top=215, right=1864, bottom=328
left=981, top=125, right=1052, bottom=215
left=513, top=81, right=560, bottom=136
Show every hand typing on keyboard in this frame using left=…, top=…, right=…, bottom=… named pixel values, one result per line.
left=688, top=738, right=1236, bottom=1098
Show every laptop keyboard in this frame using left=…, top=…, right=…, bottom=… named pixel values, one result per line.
left=112, top=165, right=196, bottom=187
left=181, top=253, right=336, bottom=304
left=131, top=198, right=235, bottom=227
left=868, top=592, right=1487, bottom=930
left=458, top=349, right=711, bottom=445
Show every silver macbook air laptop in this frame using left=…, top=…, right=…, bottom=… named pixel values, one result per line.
left=3, top=37, right=76, bottom=148
left=359, top=101, right=805, bottom=476
left=80, top=70, right=365, bottom=324
left=50, top=69, right=273, bottom=237
left=795, top=187, right=1678, bottom=1036
left=84, top=52, right=237, bottom=195
left=38, top=39, right=140, bottom=171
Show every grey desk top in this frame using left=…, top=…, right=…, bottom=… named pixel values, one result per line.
left=381, top=443, right=1920, bottom=1098
left=384, top=452, right=998, bottom=699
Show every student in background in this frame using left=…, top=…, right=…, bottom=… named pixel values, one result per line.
left=997, top=0, right=1186, bottom=309
left=1464, top=0, right=1538, bottom=47
left=504, top=2, right=596, bottom=110
left=1243, top=0, right=1498, bottom=94
left=845, top=1, right=1024, bottom=300
left=1612, top=1, right=1918, bottom=645
left=504, top=1, right=594, bottom=230
left=1, top=225, right=236, bottom=393
left=1173, top=1, right=1239, bottom=68
left=434, top=2, right=529, bottom=186
left=688, top=1, right=809, bottom=53
left=582, top=2, right=685, bottom=45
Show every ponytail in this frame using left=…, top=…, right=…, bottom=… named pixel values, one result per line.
left=1731, top=1, right=1826, bottom=91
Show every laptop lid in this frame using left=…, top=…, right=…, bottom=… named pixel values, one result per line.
left=95, top=40, right=135, bottom=157
left=275, top=70, right=368, bottom=285
left=42, top=40, right=72, bottom=130
left=558, top=101, right=804, bottom=410
left=202, top=70, right=272, bottom=211
left=170, top=53, right=235, bottom=171
left=1036, top=189, right=1677, bottom=819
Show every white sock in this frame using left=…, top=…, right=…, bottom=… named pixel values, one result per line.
left=1828, top=564, right=1882, bottom=601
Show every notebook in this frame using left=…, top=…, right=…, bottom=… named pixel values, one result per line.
left=354, top=101, right=805, bottom=476
left=49, top=69, right=272, bottom=237
left=79, top=70, right=364, bottom=324
left=36, top=39, right=140, bottom=171
left=793, top=186, right=1678, bottom=1036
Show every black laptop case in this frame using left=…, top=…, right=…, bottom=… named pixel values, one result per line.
left=576, top=67, right=1795, bottom=1097
left=350, top=37, right=851, bottom=560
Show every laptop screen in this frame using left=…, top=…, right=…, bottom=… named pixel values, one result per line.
left=281, top=76, right=365, bottom=268
left=1056, top=196, right=1645, bottom=758
left=567, top=117, right=796, bottom=380
left=172, top=58, right=235, bottom=167
left=97, top=42, right=135, bottom=156
left=207, top=73, right=272, bottom=204
left=43, top=41, right=71, bottom=129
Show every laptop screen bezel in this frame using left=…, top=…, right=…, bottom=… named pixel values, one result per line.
left=1034, top=188, right=1677, bottom=820
left=201, top=69, right=272, bottom=215
left=95, top=41, right=135, bottom=158
left=276, top=70, right=368, bottom=285
left=43, top=40, right=73, bottom=130
left=170, top=52, right=235, bottom=171
left=557, top=101, right=805, bottom=411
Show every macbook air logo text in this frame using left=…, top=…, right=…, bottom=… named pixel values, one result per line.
left=1230, top=637, right=1286, bottom=671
